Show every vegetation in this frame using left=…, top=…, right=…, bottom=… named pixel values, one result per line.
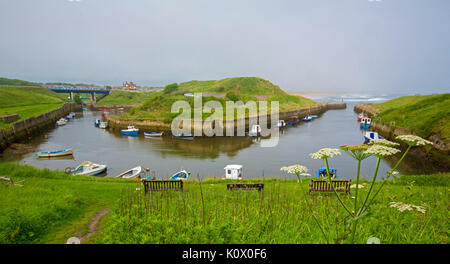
left=163, top=83, right=179, bottom=94
left=0, top=77, right=40, bottom=87
left=114, top=77, right=319, bottom=123
left=0, top=85, right=67, bottom=129
left=0, top=162, right=447, bottom=244
left=373, top=94, right=450, bottom=140
left=95, top=90, right=156, bottom=105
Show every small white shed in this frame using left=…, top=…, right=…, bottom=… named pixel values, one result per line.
left=224, top=164, right=243, bottom=179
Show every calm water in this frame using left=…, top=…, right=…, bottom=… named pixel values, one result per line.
left=4, top=95, right=421, bottom=180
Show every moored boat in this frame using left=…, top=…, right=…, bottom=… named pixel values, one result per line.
left=276, top=120, right=286, bottom=128
left=360, top=117, right=371, bottom=129
left=66, top=161, right=107, bottom=176
left=171, top=170, right=190, bottom=180
left=310, top=115, right=318, bottom=119
left=246, top=125, right=261, bottom=137
left=56, top=118, right=67, bottom=126
left=302, top=115, right=313, bottom=122
left=120, top=125, right=139, bottom=136
left=172, top=133, right=194, bottom=140
left=144, top=131, right=164, bottom=137
left=37, top=148, right=73, bottom=158
left=115, top=166, right=143, bottom=179
left=316, top=167, right=338, bottom=179
left=99, top=121, right=108, bottom=129
left=287, top=116, right=300, bottom=126
left=364, top=131, right=384, bottom=143
left=94, top=119, right=101, bottom=127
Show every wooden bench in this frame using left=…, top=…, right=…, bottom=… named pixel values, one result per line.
left=309, top=179, right=351, bottom=195
left=143, top=180, right=183, bottom=193
left=227, top=183, right=264, bottom=192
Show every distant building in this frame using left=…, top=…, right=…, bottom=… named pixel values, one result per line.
left=122, top=81, right=137, bottom=91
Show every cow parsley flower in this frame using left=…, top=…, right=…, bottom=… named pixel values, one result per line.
left=309, top=148, right=341, bottom=159
left=280, top=165, right=308, bottom=174
left=350, top=184, right=365, bottom=189
left=396, top=135, right=433, bottom=146
left=389, top=202, right=426, bottom=214
left=365, top=145, right=400, bottom=157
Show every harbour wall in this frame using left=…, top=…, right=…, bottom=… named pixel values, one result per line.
left=105, top=102, right=347, bottom=134
left=0, top=103, right=82, bottom=152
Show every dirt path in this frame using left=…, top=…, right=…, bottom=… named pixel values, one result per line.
left=77, top=208, right=109, bottom=243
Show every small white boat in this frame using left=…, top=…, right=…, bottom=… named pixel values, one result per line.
left=38, top=148, right=73, bottom=158
left=246, top=125, right=261, bottom=137
left=56, top=118, right=67, bottom=126
left=144, top=131, right=163, bottom=137
left=67, top=161, right=107, bottom=176
left=68, top=112, right=76, bottom=119
left=364, top=131, right=384, bottom=143
left=115, top=166, right=143, bottom=179
left=276, top=120, right=286, bottom=128
left=99, top=121, right=108, bottom=129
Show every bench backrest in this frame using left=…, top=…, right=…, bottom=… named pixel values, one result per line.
left=309, top=179, right=351, bottom=195
left=227, top=183, right=264, bottom=191
left=143, top=180, right=183, bottom=193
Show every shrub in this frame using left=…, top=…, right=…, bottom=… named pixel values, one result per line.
left=226, top=91, right=239, bottom=102
left=163, top=83, right=179, bottom=94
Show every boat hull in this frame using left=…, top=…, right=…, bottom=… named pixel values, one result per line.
left=38, top=148, right=73, bottom=158
left=144, top=132, right=163, bottom=137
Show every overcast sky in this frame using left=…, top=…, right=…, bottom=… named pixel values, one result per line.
left=0, top=0, right=449, bottom=93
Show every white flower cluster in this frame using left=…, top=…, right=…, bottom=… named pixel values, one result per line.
left=387, top=170, right=399, bottom=176
left=396, top=135, right=433, bottom=146
left=280, top=165, right=308, bottom=174
left=371, top=139, right=399, bottom=147
left=350, top=184, right=365, bottom=189
left=309, top=148, right=341, bottom=159
left=365, top=145, right=401, bottom=157
left=389, top=202, right=426, bottom=214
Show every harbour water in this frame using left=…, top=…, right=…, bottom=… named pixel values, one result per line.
left=2, top=94, right=430, bottom=180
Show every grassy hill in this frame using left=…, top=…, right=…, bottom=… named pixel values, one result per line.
left=0, top=85, right=67, bottom=129
left=112, top=77, right=319, bottom=123
left=0, top=77, right=40, bottom=87
left=373, top=94, right=450, bottom=140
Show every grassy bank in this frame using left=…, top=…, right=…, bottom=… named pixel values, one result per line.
left=106, top=77, right=319, bottom=124
left=0, top=85, right=67, bottom=129
left=372, top=94, right=450, bottom=141
left=0, top=163, right=447, bottom=244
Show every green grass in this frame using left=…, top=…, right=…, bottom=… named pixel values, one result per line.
left=0, top=163, right=447, bottom=244
left=0, top=163, right=137, bottom=244
left=373, top=94, right=450, bottom=140
left=96, top=90, right=157, bottom=105
left=0, top=77, right=40, bottom=87
left=0, top=85, right=67, bottom=129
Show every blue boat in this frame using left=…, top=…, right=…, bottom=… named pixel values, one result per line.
left=311, top=115, right=318, bottom=119
left=287, top=116, right=300, bottom=126
left=120, top=125, right=139, bottom=136
left=94, top=119, right=100, bottom=127
left=173, top=133, right=194, bottom=140
left=364, top=131, right=384, bottom=143
left=317, top=167, right=338, bottom=179
left=360, top=117, right=371, bottom=129
left=171, top=170, right=190, bottom=180
left=302, top=115, right=313, bottom=122
left=144, top=131, right=164, bottom=137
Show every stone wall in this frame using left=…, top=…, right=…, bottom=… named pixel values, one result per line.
left=0, top=103, right=81, bottom=152
left=105, top=103, right=347, bottom=134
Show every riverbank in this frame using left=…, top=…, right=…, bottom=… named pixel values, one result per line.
left=0, top=102, right=81, bottom=152
left=105, top=102, right=346, bottom=133
left=0, top=162, right=447, bottom=244
left=354, top=94, right=450, bottom=171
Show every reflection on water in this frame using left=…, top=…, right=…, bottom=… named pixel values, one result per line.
left=1, top=99, right=435, bottom=179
